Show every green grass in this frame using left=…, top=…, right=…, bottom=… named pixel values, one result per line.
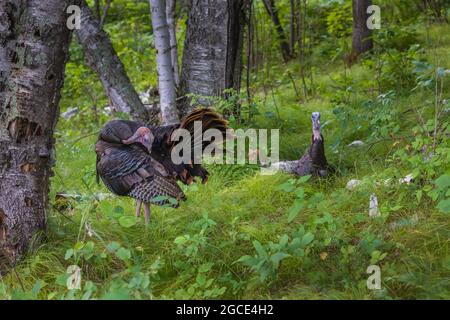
left=1, top=23, right=449, bottom=300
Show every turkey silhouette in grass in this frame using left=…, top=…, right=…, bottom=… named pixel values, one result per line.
left=95, top=108, right=228, bottom=224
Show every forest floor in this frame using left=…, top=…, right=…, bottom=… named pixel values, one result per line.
left=1, top=24, right=449, bottom=300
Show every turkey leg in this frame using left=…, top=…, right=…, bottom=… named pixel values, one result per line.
left=144, top=203, right=151, bottom=225
left=135, top=200, right=142, bottom=217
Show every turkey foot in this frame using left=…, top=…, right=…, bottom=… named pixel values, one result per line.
left=135, top=200, right=142, bottom=217
left=144, top=203, right=151, bottom=225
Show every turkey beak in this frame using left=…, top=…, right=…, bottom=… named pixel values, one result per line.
left=311, top=112, right=321, bottom=141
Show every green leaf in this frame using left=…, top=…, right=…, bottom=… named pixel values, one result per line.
left=74, top=242, right=85, bottom=251
left=236, top=255, right=254, bottom=266
left=297, top=175, right=312, bottom=184
left=174, top=236, right=187, bottom=245
left=253, top=240, right=267, bottom=258
left=55, top=273, right=69, bottom=287
left=106, top=241, right=121, bottom=252
left=101, top=288, right=132, bottom=300
left=437, top=199, right=450, bottom=214
left=270, top=252, right=290, bottom=268
left=118, top=216, right=137, bottom=228
left=288, top=202, right=303, bottom=223
left=64, top=249, right=74, bottom=260
left=196, top=273, right=207, bottom=286
left=276, top=182, right=295, bottom=193
left=99, top=202, right=113, bottom=215
left=295, top=187, right=305, bottom=199
left=198, top=263, right=214, bottom=273
left=31, top=280, right=45, bottom=297
left=115, top=248, right=131, bottom=261
left=435, top=174, right=450, bottom=190
left=301, top=233, right=314, bottom=247
left=279, top=234, right=289, bottom=247
left=416, top=190, right=423, bottom=203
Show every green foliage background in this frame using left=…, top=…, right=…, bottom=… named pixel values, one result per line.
left=0, top=0, right=449, bottom=300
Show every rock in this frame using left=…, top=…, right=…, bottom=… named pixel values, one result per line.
left=103, top=105, right=113, bottom=116
left=399, top=173, right=414, bottom=185
left=347, top=140, right=365, bottom=147
left=369, top=194, right=380, bottom=218
left=61, top=107, right=79, bottom=120
left=139, top=91, right=151, bottom=104
left=346, top=179, right=362, bottom=190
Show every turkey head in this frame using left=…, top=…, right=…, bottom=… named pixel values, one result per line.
left=122, top=127, right=155, bottom=153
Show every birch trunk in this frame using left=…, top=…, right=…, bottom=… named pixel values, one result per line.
left=0, top=0, right=78, bottom=267
left=180, top=0, right=246, bottom=115
left=76, top=0, right=151, bottom=123
left=166, top=0, right=180, bottom=88
left=352, top=0, right=373, bottom=55
left=149, top=0, right=180, bottom=125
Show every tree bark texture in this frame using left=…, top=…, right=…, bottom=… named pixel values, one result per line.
left=76, top=0, right=151, bottom=123
left=150, top=0, right=180, bottom=125
left=262, top=0, right=291, bottom=62
left=352, top=0, right=373, bottom=55
left=180, top=0, right=247, bottom=115
left=166, top=0, right=180, bottom=88
left=0, top=0, right=79, bottom=267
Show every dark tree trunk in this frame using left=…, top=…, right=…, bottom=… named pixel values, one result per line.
left=76, top=0, right=152, bottom=123
left=166, top=0, right=180, bottom=88
left=180, top=0, right=247, bottom=116
left=425, top=0, right=448, bottom=22
left=262, top=0, right=292, bottom=62
left=352, top=0, right=373, bottom=55
left=0, top=0, right=79, bottom=267
left=289, top=0, right=296, bottom=55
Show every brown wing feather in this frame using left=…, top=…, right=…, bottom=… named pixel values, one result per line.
left=96, top=143, right=185, bottom=205
left=128, top=175, right=185, bottom=207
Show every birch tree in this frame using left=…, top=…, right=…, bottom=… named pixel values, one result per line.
left=0, top=0, right=80, bottom=266
left=149, top=0, right=180, bottom=125
left=180, top=0, right=247, bottom=115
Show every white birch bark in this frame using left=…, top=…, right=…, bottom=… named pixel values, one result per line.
left=149, top=0, right=180, bottom=125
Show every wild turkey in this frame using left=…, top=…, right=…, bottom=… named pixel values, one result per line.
left=274, top=112, right=330, bottom=177
left=95, top=108, right=228, bottom=224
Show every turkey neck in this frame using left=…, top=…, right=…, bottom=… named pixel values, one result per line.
left=309, top=134, right=328, bottom=168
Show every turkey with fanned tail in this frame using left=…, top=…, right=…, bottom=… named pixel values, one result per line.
left=95, top=108, right=228, bottom=224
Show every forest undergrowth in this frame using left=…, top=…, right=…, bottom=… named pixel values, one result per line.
left=0, top=4, right=449, bottom=300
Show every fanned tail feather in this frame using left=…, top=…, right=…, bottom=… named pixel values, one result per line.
left=167, top=108, right=229, bottom=184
